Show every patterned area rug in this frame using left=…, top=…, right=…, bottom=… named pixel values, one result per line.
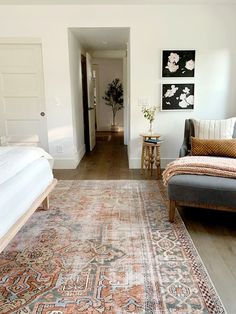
left=0, top=180, right=225, bottom=313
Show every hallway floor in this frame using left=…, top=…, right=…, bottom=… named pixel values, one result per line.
left=54, top=131, right=147, bottom=180
left=54, top=131, right=236, bottom=313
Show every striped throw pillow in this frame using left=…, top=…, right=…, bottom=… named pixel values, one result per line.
left=193, top=118, right=236, bottom=139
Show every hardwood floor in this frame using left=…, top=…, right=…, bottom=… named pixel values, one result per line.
left=54, top=131, right=154, bottom=180
left=54, top=131, right=236, bottom=313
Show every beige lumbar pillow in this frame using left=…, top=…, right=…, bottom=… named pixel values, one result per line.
left=191, top=137, right=236, bottom=158
left=193, top=117, right=236, bottom=139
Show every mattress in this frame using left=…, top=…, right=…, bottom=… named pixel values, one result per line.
left=0, top=146, right=53, bottom=185
left=0, top=158, right=53, bottom=239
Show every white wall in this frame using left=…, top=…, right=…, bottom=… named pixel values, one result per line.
left=67, top=30, right=85, bottom=168
left=92, top=58, right=123, bottom=131
left=0, top=5, right=236, bottom=168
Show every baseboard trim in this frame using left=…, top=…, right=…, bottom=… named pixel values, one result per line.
left=129, top=157, right=175, bottom=169
left=53, top=145, right=85, bottom=169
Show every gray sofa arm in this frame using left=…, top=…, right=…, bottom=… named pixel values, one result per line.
left=179, top=143, right=188, bottom=157
left=179, top=119, right=194, bottom=157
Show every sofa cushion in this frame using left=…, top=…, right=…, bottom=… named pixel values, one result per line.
left=168, top=174, right=236, bottom=208
left=193, top=117, right=236, bottom=139
left=191, top=137, right=236, bottom=158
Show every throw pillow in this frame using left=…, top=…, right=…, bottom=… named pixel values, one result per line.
left=193, top=117, right=236, bottom=139
left=191, top=137, right=236, bottom=158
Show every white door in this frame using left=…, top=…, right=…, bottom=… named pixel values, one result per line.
left=86, top=52, right=96, bottom=151
left=0, top=43, right=48, bottom=150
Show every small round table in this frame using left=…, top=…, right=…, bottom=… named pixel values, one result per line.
left=140, top=134, right=162, bottom=179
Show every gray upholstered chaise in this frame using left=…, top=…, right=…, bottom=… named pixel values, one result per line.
left=168, top=119, right=236, bottom=222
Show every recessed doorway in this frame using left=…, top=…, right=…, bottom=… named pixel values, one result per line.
left=68, top=27, right=130, bottom=159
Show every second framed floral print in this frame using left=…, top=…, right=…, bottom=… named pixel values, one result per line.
left=162, top=84, right=194, bottom=111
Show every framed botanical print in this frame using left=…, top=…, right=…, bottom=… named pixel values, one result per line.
left=162, top=50, right=195, bottom=77
left=162, top=83, right=194, bottom=111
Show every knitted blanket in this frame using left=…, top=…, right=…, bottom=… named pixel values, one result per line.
left=162, top=156, right=236, bottom=186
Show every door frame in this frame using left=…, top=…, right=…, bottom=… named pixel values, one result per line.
left=81, top=54, right=90, bottom=152
left=92, top=64, right=99, bottom=132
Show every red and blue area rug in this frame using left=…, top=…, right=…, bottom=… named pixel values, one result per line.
left=0, top=180, right=225, bottom=313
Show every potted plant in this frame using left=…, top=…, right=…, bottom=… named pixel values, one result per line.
left=103, top=78, right=123, bottom=132
left=141, top=105, right=159, bottom=134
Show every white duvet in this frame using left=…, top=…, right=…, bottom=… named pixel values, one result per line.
left=0, top=146, right=53, bottom=185
left=0, top=158, right=53, bottom=238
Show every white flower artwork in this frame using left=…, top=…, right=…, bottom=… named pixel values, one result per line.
left=168, top=52, right=180, bottom=64
left=185, top=59, right=195, bottom=71
left=162, top=84, right=194, bottom=111
left=162, top=50, right=195, bottom=77
left=166, top=61, right=179, bottom=73
left=164, top=84, right=179, bottom=98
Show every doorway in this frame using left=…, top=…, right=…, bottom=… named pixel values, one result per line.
left=68, top=27, right=130, bottom=156
left=81, top=55, right=90, bottom=152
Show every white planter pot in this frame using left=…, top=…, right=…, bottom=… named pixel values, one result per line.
left=111, top=124, right=119, bottom=132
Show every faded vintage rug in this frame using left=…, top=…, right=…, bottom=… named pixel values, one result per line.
left=0, top=180, right=225, bottom=314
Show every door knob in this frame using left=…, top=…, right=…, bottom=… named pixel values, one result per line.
left=40, top=112, right=45, bottom=116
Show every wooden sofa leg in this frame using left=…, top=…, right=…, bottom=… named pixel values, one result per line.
left=42, top=196, right=50, bottom=210
left=169, top=200, right=176, bottom=222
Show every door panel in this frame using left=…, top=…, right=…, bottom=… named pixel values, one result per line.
left=2, top=73, right=38, bottom=96
left=5, top=120, right=40, bottom=145
left=0, top=44, right=48, bottom=149
left=0, top=46, right=35, bottom=67
left=86, top=52, right=96, bottom=151
left=4, top=97, right=40, bottom=117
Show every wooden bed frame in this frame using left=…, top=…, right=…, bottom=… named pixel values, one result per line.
left=0, top=178, right=57, bottom=253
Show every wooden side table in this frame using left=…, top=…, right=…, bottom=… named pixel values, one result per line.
left=140, top=134, right=162, bottom=179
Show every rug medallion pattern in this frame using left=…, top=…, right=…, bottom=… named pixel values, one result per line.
left=0, top=180, right=225, bottom=313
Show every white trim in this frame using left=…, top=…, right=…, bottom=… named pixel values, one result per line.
left=78, top=144, right=86, bottom=162
left=128, top=157, right=140, bottom=169
left=0, top=38, right=42, bottom=44
left=128, top=157, right=175, bottom=169
left=53, top=145, right=85, bottom=169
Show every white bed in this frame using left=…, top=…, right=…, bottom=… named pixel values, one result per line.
left=0, top=147, right=57, bottom=252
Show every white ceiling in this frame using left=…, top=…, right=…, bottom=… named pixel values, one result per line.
left=0, top=0, right=236, bottom=4
left=71, top=28, right=129, bottom=51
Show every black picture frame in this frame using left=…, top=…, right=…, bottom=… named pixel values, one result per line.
left=162, top=83, right=194, bottom=111
left=162, top=50, right=195, bottom=77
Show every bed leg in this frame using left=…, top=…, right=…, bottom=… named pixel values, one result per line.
left=169, top=200, right=176, bottom=222
left=42, top=196, right=50, bottom=210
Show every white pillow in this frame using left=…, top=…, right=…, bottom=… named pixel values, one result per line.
left=193, top=117, right=236, bottom=139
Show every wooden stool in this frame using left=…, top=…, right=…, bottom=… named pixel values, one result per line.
left=140, top=134, right=162, bottom=179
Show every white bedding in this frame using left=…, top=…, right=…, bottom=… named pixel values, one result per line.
left=0, top=158, right=53, bottom=239
left=0, top=146, right=53, bottom=185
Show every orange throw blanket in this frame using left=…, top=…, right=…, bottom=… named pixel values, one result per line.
left=162, top=156, right=236, bottom=186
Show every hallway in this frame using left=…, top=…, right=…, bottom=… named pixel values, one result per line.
left=54, top=131, right=142, bottom=180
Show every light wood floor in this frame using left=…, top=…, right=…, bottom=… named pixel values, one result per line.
left=54, top=131, right=236, bottom=313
